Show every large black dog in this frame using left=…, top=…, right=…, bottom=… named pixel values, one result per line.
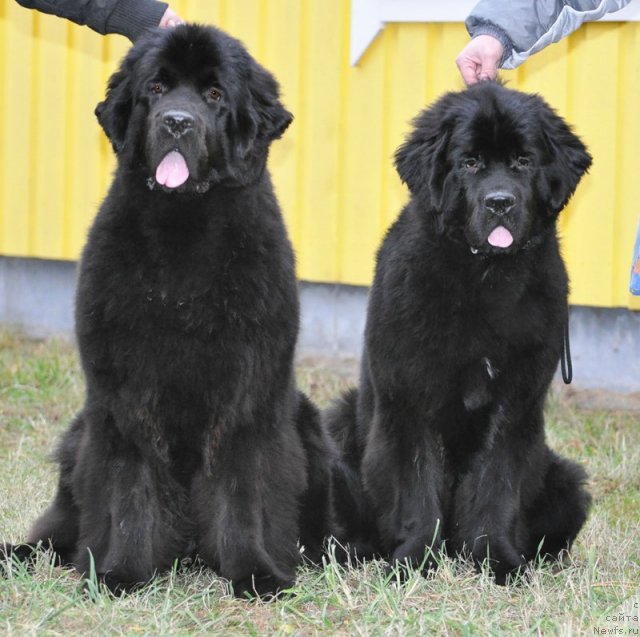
left=328, top=82, right=592, bottom=584
left=3, top=25, right=332, bottom=598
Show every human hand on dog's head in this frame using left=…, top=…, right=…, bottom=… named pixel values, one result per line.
left=456, top=35, right=504, bottom=85
left=159, top=7, right=183, bottom=28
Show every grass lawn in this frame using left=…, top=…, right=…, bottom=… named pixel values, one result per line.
left=1, top=331, right=638, bottom=636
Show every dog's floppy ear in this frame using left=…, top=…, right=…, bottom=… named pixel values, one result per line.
left=95, top=67, right=133, bottom=154
left=394, top=103, right=454, bottom=210
left=228, top=59, right=292, bottom=183
left=247, top=59, right=293, bottom=142
left=538, top=103, right=592, bottom=216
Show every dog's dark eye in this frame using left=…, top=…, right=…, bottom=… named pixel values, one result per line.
left=463, top=157, right=481, bottom=171
left=207, top=88, right=222, bottom=102
left=513, top=156, right=531, bottom=169
left=150, top=82, right=165, bottom=96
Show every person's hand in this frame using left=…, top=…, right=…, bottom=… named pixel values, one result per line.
left=159, top=7, right=183, bottom=28
left=456, top=35, right=504, bottom=86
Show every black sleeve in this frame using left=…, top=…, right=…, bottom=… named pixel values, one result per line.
left=14, top=0, right=169, bottom=41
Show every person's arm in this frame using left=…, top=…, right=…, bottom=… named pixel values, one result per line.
left=467, top=0, right=632, bottom=69
left=14, top=0, right=172, bottom=41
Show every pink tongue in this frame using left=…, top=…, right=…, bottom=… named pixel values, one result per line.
left=487, top=226, right=514, bottom=248
left=155, top=151, right=189, bottom=188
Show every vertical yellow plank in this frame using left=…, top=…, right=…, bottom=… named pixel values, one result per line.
left=260, top=0, right=303, bottom=249
left=0, top=2, right=4, bottom=253
left=174, top=0, right=190, bottom=21
left=294, top=0, right=343, bottom=283
left=614, top=22, right=640, bottom=310
left=517, top=37, right=570, bottom=109
left=334, top=0, right=353, bottom=282
left=188, top=0, right=226, bottom=26
left=0, top=2, right=34, bottom=256
left=219, top=0, right=262, bottom=54
left=340, top=17, right=386, bottom=285
left=30, top=14, right=68, bottom=258
left=563, top=24, right=620, bottom=307
left=377, top=25, right=398, bottom=238
left=0, top=2, right=7, bottom=253
left=64, top=26, right=108, bottom=258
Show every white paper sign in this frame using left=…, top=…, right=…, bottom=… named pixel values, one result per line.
left=351, top=0, right=640, bottom=65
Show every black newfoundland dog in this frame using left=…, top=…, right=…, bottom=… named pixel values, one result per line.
left=2, top=25, right=332, bottom=598
left=328, top=82, right=592, bottom=584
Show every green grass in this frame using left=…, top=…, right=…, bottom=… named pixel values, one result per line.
left=1, top=331, right=639, bottom=636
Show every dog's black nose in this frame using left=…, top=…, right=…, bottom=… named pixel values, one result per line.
left=163, top=110, right=194, bottom=137
left=485, top=192, right=516, bottom=216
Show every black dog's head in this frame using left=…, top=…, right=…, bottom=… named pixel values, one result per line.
left=95, top=24, right=292, bottom=192
left=395, top=81, right=592, bottom=255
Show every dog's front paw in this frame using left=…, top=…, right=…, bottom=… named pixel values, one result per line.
left=83, top=571, right=147, bottom=598
left=1, top=543, right=38, bottom=574
left=470, top=541, right=527, bottom=585
left=389, top=538, right=441, bottom=580
left=232, top=573, right=294, bottom=601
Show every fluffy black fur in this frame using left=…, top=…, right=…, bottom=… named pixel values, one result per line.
left=327, top=82, right=593, bottom=584
left=2, top=24, right=333, bottom=598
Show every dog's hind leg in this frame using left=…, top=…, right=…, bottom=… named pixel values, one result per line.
left=524, top=452, right=591, bottom=561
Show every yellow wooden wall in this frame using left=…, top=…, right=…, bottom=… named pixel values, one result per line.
left=0, top=0, right=638, bottom=309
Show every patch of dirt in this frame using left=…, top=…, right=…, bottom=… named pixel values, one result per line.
left=297, top=356, right=360, bottom=383
left=559, top=384, right=640, bottom=412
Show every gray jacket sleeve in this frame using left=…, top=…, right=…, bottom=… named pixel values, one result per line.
left=14, top=0, right=168, bottom=41
left=466, top=0, right=633, bottom=68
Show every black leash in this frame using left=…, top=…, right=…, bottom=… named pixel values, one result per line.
left=560, top=316, right=573, bottom=384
